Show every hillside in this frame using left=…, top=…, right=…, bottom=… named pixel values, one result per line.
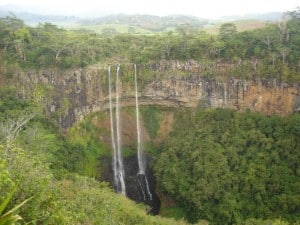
left=203, top=19, right=271, bottom=34
left=0, top=7, right=283, bottom=35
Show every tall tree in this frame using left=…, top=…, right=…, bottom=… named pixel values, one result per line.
left=219, top=23, right=237, bottom=41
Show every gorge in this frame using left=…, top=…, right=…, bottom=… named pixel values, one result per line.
left=6, top=61, right=299, bottom=216
left=1, top=60, right=299, bottom=224
left=1, top=11, right=299, bottom=224
left=11, top=61, right=300, bottom=129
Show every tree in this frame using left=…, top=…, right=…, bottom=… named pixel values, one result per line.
left=219, top=23, right=237, bottom=40
left=0, top=113, right=35, bottom=154
left=209, top=40, right=225, bottom=58
left=277, top=17, right=290, bottom=44
left=278, top=46, right=290, bottom=63
left=128, top=26, right=136, bottom=34
left=101, top=27, right=118, bottom=37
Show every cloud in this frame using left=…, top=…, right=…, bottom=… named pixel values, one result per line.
left=0, top=0, right=299, bottom=18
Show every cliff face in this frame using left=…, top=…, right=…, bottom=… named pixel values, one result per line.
left=15, top=64, right=300, bottom=128
left=142, top=76, right=300, bottom=115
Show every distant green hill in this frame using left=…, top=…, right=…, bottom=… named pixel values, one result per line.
left=0, top=9, right=283, bottom=35
left=65, top=16, right=273, bottom=35
left=78, top=14, right=209, bottom=33
left=204, top=19, right=272, bottom=34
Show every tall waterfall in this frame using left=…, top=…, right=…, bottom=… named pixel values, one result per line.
left=108, top=65, right=126, bottom=195
left=135, top=64, right=144, bottom=175
left=108, top=66, right=118, bottom=189
left=116, top=65, right=126, bottom=195
left=108, top=64, right=153, bottom=201
left=134, top=64, right=152, bottom=201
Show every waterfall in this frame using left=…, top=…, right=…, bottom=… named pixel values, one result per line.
left=134, top=64, right=152, bottom=200
left=108, top=65, right=126, bottom=195
left=116, top=65, right=126, bottom=195
left=108, top=64, right=153, bottom=201
left=135, top=64, right=145, bottom=175
left=108, top=66, right=118, bottom=188
left=224, top=82, right=228, bottom=107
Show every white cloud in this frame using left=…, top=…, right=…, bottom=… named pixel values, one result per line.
left=0, top=0, right=299, bottom=18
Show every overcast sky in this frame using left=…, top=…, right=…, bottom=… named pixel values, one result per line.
left=0, top=0, right=299, bottom=18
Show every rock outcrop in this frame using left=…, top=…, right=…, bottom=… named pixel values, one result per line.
left=14, top=63, right=300, bottom=128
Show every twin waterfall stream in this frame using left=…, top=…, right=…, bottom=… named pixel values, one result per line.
left=108, top=64, right=153, bottom=204
left=108, top=65, right=126, bottom=195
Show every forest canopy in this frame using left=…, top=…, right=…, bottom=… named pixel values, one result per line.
left=155, top=108, right=300, bottom=224
left=0, top=9, right=299, bottom=81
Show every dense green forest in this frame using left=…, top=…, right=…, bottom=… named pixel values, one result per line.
left=0, top=9, right=299, bottom=81
left=155, top=108, right=300, bottom=224
left=0, top=9, right=299, bottom=225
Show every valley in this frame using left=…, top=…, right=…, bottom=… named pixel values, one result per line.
left=0, top=8, right=299, bottom=225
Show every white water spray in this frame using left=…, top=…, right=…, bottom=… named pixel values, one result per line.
left=144, top=175, right=152, bottom=200
left=134, top=64, right=152, bottom=200
left=108, top=66, right=118, bottom=187
left=224, top=82, right=228, bottom=107
left=137, top=177, right=146, bottom=200
left=116, top=65, right=126, bottom=195
left=109, top=65, right=126, bottom=195
left=135, top=64, right=145, bottom=175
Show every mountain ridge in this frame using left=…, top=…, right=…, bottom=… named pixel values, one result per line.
left=0, top=5, right=283, bottom=30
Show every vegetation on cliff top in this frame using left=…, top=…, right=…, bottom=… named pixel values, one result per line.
left=0, top=9, right=299, bottom=81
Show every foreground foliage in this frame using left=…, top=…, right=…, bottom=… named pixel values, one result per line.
left=1, top=144, right=190, bottom=225
left=0, top=190, right=30, bottom=225
left=0, top=87, right=190, bottom=225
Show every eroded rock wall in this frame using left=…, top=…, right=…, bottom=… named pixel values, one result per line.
left=14, top=65, right=300, bottom=128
